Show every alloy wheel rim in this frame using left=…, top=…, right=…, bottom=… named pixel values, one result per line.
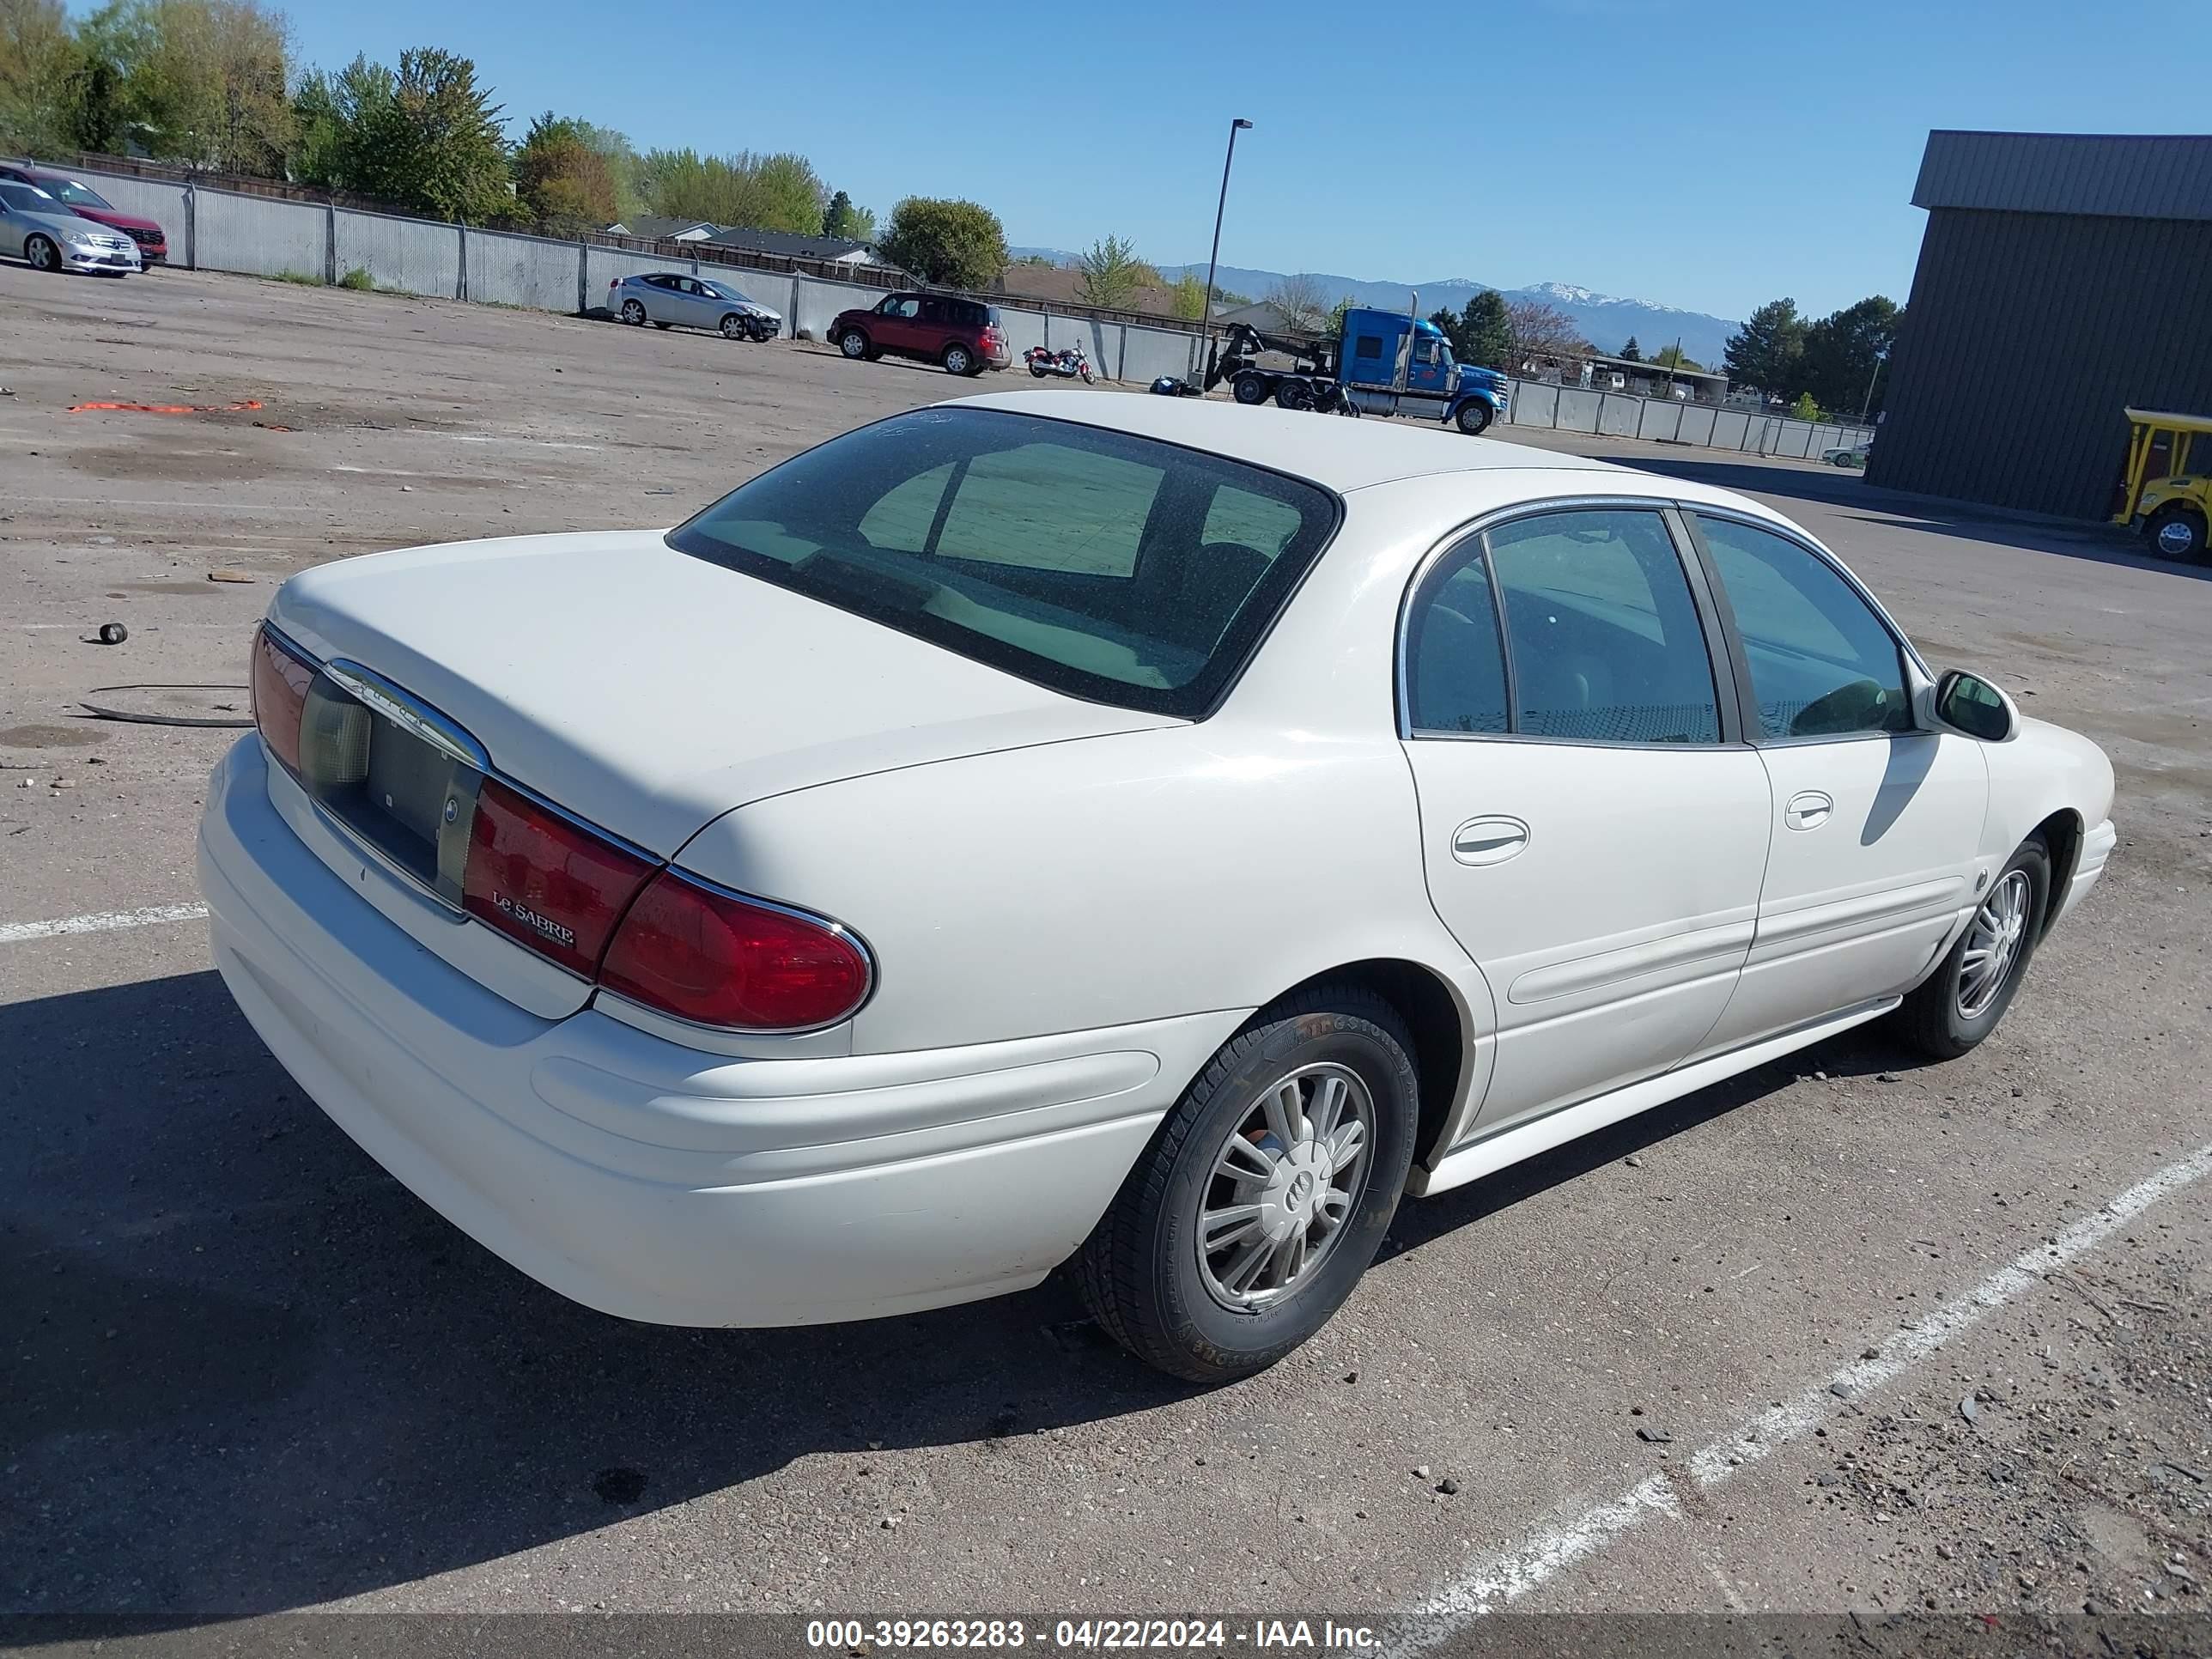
left=1196, top=1062, right=1374, bottom=1313
left=31, top=240, right=53, bottom=270
left=1958, top=869, right=2031, bottom=1018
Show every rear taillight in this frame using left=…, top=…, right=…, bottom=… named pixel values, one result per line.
left=599, top=872, right=872, bottom=1031
left=251, top=623, right=314, bottom=774
left=461, top=778, right=653, bottom=978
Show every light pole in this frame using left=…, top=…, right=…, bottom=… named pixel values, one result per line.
left=1199, top=118, right=1252, bottom=386
left=1859, top=349, right=1887, bottom=422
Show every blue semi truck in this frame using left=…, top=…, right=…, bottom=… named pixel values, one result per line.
left=1210, top=307, right=1511, bottom=434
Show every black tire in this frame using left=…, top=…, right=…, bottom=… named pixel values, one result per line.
left=1231, top=371, right=1270, bottom=406
left=720, top=313, right=745, bottom=340
left=1455, top=400, right=1494, bottom=436
left=837, top=327, right=870, bottom=360
left=749, top=319, right=776, bottom=341
left=25, top=234, right=58, bottom=274
left=2147, top=503, right=2208, bottom=563
left=652, top=319, right=672, bottom=330
left=1891, top=836, right=2051, bottom=1060
left=1074, top=986, right=1419, bottom=1383
left=619, top=299, right=646, bottom=325
left=942, top=342, right=976, bottom=376
left=1274, top=379, right=1315, bottom=412
left=1030, top=364, right=1048, bottom=378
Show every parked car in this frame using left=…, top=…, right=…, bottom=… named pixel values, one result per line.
left=608, top=273, right=781, bottom=340
left=1824, top=441, right=1871, bottom=469
left=828, top=292, right=1010, bottom=375
left=0, top=164, right=167, bottom=264
left=0, top=179, right=141, bottom=276
left=202, top=395, right=2114, bottom=1382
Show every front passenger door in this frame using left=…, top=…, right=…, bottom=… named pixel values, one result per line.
left=1685, top=512, right=1989, bottom=1054
left=1401, top=507, right=1771, bottom=1146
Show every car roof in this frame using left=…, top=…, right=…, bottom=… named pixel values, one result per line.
left=949, top=389, right=1640, bottom=495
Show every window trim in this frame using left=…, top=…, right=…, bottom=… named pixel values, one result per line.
left=1396, top=496, right=1746, bottom=750
left=1678, top=506, right=1930, bottom=749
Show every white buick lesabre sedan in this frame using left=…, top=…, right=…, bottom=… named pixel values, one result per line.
left=199, top=392, right=2116, bottom=1381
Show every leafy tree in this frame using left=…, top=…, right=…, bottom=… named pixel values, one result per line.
left=344, top=47, right=510, bottom=222
left=878, top=196, right=1006, bottom=289
left=1077, top=233, right=1150, bottom=308
left=289, top=52, right=389, bottom=191
left=1723, top=298, right=1806, bottom=398
left=515, top=112, right=617, bottom=234
left=1798, top=295, right=1900, bottom=417
left=1169, top=272, right=1210, bottom=320
left=1427, top=307, right=1467, bottom=356
left=1265, top=273, right=1328, bottom=336
left=1650, top=343, right=1702, bottom=370
left=0, top=0, right=83, bottom=154
left=1790, top=392, right=1823, bottom=422
left=822, top=188, right=875, bottom=242
left=1619, top=335, right=1641, bottom=362
left=1457, top=289, right=1512, bottom=369
left=66, top=0, right=292, bottom=173
left=636, top=147, right=825, bottom=234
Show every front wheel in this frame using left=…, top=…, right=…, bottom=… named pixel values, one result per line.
left=1454, top=400, right=1494, bottom=435
left=1074, top=987, right=1419, bottom=1382
left=1079, top=364, right=1093, bottom=384
left=25, top=235, right=59, bottom=274
left=2148, top=504, right=2208, bottom=562
left=1231, top=371, right=1270, bottom=406
left=1890, top=836, right=2050, bottom=1060
left=837, top=327, right=870, bottom=359
left=720, top=313, right=745, bottom=340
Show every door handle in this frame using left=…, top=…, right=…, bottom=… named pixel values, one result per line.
left=1784, top=790, right=1833, bottom=830
left=1451, top=816, right=1530, bottom=866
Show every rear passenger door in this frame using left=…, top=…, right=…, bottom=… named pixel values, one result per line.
left=1400, top=506, right=1772, bottom=1145
left=1683, top=512, right=1988, bottom=1053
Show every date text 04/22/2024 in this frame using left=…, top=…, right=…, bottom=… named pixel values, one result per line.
left=803, top=1620, right=1382, bottom=1650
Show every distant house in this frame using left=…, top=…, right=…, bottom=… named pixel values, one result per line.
left=605, top=216, right=717, bottom=242
left=702, top=226, right=884, bottom=266
left=994, top=262, right=1188, bottom=319
left=1211, top=300, right=1299, bottom=335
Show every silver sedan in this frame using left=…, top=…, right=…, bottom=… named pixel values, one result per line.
left=0, top=179, right=141, bottom=276
left=607, top=273, right=781, bottom=340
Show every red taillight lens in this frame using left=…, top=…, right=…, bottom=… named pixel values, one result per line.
left=461, top=777, right=653, bottom=978
left=600, top=872, right=872, bottom=1030
left=250, top=623, right=314, bottom=774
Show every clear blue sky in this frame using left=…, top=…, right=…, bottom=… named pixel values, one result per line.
left=264, top=0, right=2146, bottom=323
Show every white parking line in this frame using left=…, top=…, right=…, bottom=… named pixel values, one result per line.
left=1404, top=1137, right=2212, bottom=1638
left=0, top=902, right=209, bottom=945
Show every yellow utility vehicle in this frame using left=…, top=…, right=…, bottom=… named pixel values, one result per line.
left=2113, top=408, right=2211, bottom=561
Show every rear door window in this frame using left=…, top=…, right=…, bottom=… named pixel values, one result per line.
left=669, top=408, right=1340, bottom=716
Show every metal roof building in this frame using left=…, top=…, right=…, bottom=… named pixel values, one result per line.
left=1868, top=131, right=2212, bottom=520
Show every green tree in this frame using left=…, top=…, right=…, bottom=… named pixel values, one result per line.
left=878, top=196, right=1006, bottom=289
left=66, top=0, right=292, bottom=173
left=1798, top=295, right=1901, bottom=417
left=1169, top=271, right=1210, bottom=320
left=1077, top=233, right=1149, bottom=308
left=822, top=188, right=874, bottom=242
left=288, top=52, right=390, bottom=191
left=0, top=0, right=83, bottom=154
left=1427, top=307, right=1467, bottom=355
left=1790, top=392, right=1823, bottom=422
left=1457, top=289, right=1512, bottom=369
left=636, top=147, right=825, bottom=233
left=515, top=112, right=617, bottom=234
left=1650, top=343, right=1702, bottom=370
left=1723, top=298, right=1806, bottom=398
left=346, top=46, right=510, bottom=222
left=1619, top=335, right=1642, bottom=362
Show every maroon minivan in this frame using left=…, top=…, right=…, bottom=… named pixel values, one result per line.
left=0, top=165, right=168, bottom=264
left=828, top=292, right=1010, bottom=376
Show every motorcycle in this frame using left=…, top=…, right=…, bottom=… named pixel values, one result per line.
left=1025, top=343, right=1094, bottom=384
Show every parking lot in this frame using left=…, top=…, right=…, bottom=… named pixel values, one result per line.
left=3, top=266, right=2208, bottom=1641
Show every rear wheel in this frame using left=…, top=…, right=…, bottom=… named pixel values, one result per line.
left=837, top=327, right=870, bottom=359
left=1891, top=836, right=2051, bottom=1059
left=1074, top=987, right=1418, bottom=1382
left=25, top=234, right=58, bottom=274
left=942, top=342, right=975, bottom=376
left=2148, top=504, right=2208, bottom=562
left=1231, top=371, right=1270, bottom=405
left=1274, top=379, right=1315, bottom=411
left=1455, top=399, right=1494, bottom=435
left=619, top=299, right=646, bottom=325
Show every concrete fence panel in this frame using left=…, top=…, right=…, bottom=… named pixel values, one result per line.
left=464, top=228, right=578, bottom=313
left=1637, top=399, right=1684, bottom=442
left=992, top=307, right=1049, bottom=359
left=1555, top=386, right=1602, bottom=434
left=1779, top=420, right=1816, bottom=459
left=1116, top=325, right=1200, bottom=386
left=194, top=188, right=325, bottom=278
left=1676, top=404, right=1717, bottom=446
left=1596, top=392, right=1641, bottom=438
left=1710, top=408, right=1751, bottom=450
left=1507, top=381, right=1559, bottom=428
left=333, top=209, right=461, bottom=299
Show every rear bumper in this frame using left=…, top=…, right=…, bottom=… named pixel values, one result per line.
left=198, top=736, right=1224, bottom=1328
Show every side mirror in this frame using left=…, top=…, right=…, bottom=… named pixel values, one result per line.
left=1934, top=669, right=2018, bottom=743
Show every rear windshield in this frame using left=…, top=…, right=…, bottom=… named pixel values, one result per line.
left=666, top=408, right=1339, bottom=718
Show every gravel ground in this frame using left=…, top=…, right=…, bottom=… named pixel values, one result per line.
left=2, top=265, right=2206, bottom=1650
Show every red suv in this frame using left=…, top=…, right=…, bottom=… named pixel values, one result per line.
left=829, top=292, right=1010, bottom=376
left=0, top=165, right=167, bottom=264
